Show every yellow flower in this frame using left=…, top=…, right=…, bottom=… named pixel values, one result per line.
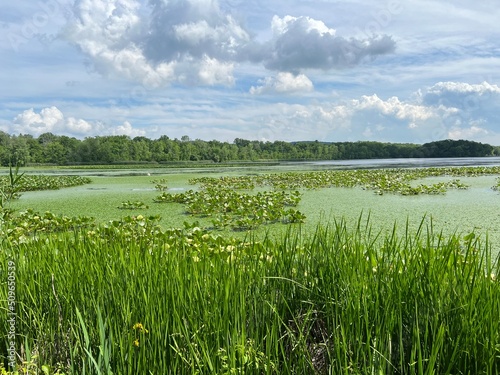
left=133, top=339, right=140, bottom=347
left=133, top=322, right=149, bottom=333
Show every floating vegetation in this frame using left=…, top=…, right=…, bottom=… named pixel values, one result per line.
left=1, top=208, right=95, bottom=243
left=493, top=177, right=500, bottom=191
left=155, top=188, right=304, bottom=230
left=156, top=166, right=500, bottom=231
left=118, top=201, right=149, bottom=210
left=189, top=166, right=500, bottom=195
left=151, top=178, right=168, bottom=191
left=0, top=174, right=91, bottom=193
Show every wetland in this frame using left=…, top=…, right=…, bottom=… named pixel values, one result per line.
left=1, top=157, right=500, bottom=374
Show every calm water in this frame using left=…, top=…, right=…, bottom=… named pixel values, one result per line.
left=300, top=156, right=500, bottom=170
left=6, top=157, right=500, bottom=177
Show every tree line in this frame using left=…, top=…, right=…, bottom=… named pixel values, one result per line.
left=0, top=131, right=498, bottom=166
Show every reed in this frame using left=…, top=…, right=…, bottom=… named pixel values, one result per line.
left=2, top=214, right=500, bottom=374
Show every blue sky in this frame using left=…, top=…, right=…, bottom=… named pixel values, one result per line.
left=1, top=0, right=500, bottom=144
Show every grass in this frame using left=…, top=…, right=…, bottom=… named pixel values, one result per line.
left=1, top=216, right=500, bottom=374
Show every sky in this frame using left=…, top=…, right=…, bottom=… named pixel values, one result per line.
left=1, top=0, right=500, bottom=144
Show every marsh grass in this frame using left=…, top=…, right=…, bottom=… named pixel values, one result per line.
left=2, top=215, right=500, bottom=374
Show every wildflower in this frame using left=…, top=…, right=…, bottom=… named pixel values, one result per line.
left=133, top=339, right=140, bottom=347
left=133, top=322, right=149, bottom=334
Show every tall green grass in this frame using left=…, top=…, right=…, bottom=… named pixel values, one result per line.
left=1, top=216, right=500, bottom=374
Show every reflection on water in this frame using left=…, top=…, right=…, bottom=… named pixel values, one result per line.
left=5, top=157, right=500, bottom=177
left=302, top=157, right=500, bottom=169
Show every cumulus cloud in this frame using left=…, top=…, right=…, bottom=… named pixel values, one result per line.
left=13, top=106, right=95, bottom=136
left=63, top=0, right=396, bottom=87
left=245, top=91, right=465, bottom=143
left=111, top=120, right=145, bottom=137
left=11, top=106, right=144, bottom=137
left=448, top=125, right=489, bottom=140
left=250, top=72, right=313, bottom=94
left=13, top=107, right=65, bottom=130
left=263, top=15, right=395, bottom=71
left=418, top=81, right=500, bottom=140
left=422, top=81, right=500, bottom=110
left=65, top=0, right=247, bottom=87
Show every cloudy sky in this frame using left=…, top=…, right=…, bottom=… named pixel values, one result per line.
left=1, top=0, right=500, bottom=144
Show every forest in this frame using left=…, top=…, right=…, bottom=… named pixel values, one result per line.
left=0, top=131, right=498, bottom=166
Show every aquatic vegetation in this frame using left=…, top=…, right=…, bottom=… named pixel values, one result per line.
left=0, top=174, right=91, bottom=192
left=151, top=178, right=168, bottom=191
left=0, top=208, right=95, bottom=243
left=0, top=165, right=24, bottom=208
left=493, top=177, right=500, bottom=191
left=155, top=188, right=304, bottom=230
left=188, top=166, right=500, bottom=195
left=154, top=166, right=500, bottom=231
left=118, top=200, right=149, bottom=210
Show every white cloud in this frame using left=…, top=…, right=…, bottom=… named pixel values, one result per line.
left=65, top=0, right=178, bottom=87
left=13, top=107, right=64, bottom=130
left=423, top=81, right=500, bottom=105
left=198, top=56, right=235, bottom=86
left=11, top=106, right=144, bottom=138
left=13, top=106, right=97, bottom=136
left=448, top=125, right=489, bottom=140
left=418, top=81, right=500, bottom=136
left=61, top=0, right=396, bottom=87
left=263, top=15, right=395, bottom=71
left=111, top=120, right=145, bottom=137
left=65, top=116, right=94, bottom=133
left=271, top=15, right=335, bottom=37
left=354, top=94, right=442, bottom=125
left=9, top=79, right=500, bottom=144
left=64, top=0, right=250, bottom=87
left=250, top=72, right=313, bottom=94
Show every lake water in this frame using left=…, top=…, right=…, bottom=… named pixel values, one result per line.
left=298, top=156, right=500, bottom=170
left=6, top=156, right=500, bottom=177
left=6, top=157, right=500, bottom=256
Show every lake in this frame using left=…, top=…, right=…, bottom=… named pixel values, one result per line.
left=5, top=157, right=500, bottom=256
left=297, top=156, right=500, bottom=169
